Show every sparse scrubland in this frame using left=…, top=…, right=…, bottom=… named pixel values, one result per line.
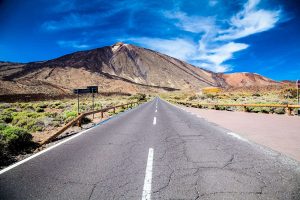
left=160, top=85, right=299, bottom=115
left=0, top=93, right=149, bottom=166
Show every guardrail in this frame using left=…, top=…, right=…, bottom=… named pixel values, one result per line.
left=168, top=100, right=300, bottom=116
left=40, top=101, right=142, bottom=145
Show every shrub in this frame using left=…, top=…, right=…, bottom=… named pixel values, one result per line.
left=248, top=107, right=272, bottom=114
left=11, top=112, right=46, bottom=132
left=247, top=107, right=260, bottom=113
left=204, top=93, right=218, bottom=100
left=0, top=125, right=34, bottom=153
left=281, top=88, right=297, bottom=99
left=35, top=107, right=45, bottom=113
left=0, top=113, right=13, bottom=123
left=188, top=95, right=197, bottom=101
left=63, top=111, right=77, bottom=123
left=202, top=87, right=221, bottom=94
left=130, top=93, right=146, bottom=101
left=274, top=107, right=285, bottom=115
left=0, top=139, right=7, bottom=162
left=37, top=103, right=47, bottom=108
left=215, top=105, right=226, bottom=110
left=55, top=104, right=65, bottom=109
left=81, top=117, right=92, bottom=124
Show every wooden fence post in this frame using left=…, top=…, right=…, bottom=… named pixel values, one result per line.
left=286, top=107, right=292, bottom=116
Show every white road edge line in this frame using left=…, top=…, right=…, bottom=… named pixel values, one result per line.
left=0, top=102, right=146, bottom=175
left=0, top=128, right=90, bottom=175
left=142, top=148, right=154, bottom=200
left=227, top=132, right=248, bottom=142
left=153, top=117, right=156, bottom=125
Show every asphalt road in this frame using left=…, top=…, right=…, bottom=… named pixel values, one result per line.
left=1, top=98, right=300, bottom=200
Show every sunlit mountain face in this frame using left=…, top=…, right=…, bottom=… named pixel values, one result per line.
left=0, top=0, right=299, bottom=80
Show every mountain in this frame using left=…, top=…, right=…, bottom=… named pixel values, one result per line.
left=220, top=72, right=279, bottom=87
left=0, top=42, right=279, bottom=100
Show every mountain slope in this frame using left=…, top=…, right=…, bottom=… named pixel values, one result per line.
left=0, top=42, right=279, bottom=98
left=1, top=42, right=224, bottom=96
left=220, top=72, right=278, bottom=87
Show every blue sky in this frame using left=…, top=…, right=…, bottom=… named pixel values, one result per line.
left=0, top=0, right=299, bottom=80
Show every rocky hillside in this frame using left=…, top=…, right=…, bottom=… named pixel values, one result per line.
left=220, top=72, right=278, bottom=87
left=0, top=42, right=279, bottom=99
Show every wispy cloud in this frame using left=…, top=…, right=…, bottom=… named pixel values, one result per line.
left=128, top=37, right=197, bottom=61
left=164, top=11, right=216, bottom=33
left=42, top=13, right=100, bottom=31
left=131, top=0, right=282, bottom=72
left=57, top=40, right=90, bottom=49
left=216, top=0, right=281, bottom=40
left=42, top=0, right=145, bottom=31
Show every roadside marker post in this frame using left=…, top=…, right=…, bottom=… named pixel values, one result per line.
left=297, top=80, right=300, bottom=116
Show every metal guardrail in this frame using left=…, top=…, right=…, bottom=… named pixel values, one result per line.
left=40, top=101, right=142, bottom=145
left=169, top=100, right=300, bottom=116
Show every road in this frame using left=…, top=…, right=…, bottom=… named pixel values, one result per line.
left=178, top=105, right=300, bottom=161
left=0, top=98, right=300, bottom=199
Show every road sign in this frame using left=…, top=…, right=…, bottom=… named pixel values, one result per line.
left=73, top=89, right=91, bottom=94
left=73, top=86, right=99, bottom=116
left=297, top=80, right=300, bottom=89
left=87, top=86, right=98, bottom=93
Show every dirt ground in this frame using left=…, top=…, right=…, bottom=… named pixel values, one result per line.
left=178, top=105, right=300, bottom=162
left=31, top=111, right=110, bottom=143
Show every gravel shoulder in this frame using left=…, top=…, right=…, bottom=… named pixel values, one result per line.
left=178, top=105, right=300, bottom=161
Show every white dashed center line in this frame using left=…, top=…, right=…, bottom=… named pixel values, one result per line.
left=153, top=117, right=156, bottom=125
left=142, top=148, right=154, bottom=200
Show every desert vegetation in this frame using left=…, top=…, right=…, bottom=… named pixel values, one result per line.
left=160, top=85, right=299, bottom=115
left=0, top=93, right=149, bottom=166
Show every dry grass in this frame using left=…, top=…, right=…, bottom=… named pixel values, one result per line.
left=160, top=85, right=299, bottom=114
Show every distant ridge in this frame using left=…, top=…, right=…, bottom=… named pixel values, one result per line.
left=0, top=42, right=279, bottom=97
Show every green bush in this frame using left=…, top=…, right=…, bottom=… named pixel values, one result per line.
left=81, top=117, right=92, bottom=124
left=0, top=113, right=13, bottom=123
left=0, top=139, right=7, bottom=162
left=215, top=105, right=226, bottom=110
left=274, top=107, right=285, bottom=114
left=63, top=111, right=77, bottom=123
left=188, top=95, right=197, bottom=101
left=0, top=125, right=34, bottom=153
left=247, top=107, right=272, bottom=114
left=11, top=112, right=46, bottom=132
left=37, top=103, right=47, bottom=108
left=130, top=93, right=146, bottom=101
left=35, top=107, right=45, bottom=113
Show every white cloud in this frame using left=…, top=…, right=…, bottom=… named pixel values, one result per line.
left=57, top=40, right=90, bottom=49
left=164, top=11, right=216, bottom=34
left=200, top=42, right=249, bottom=65
left=216, top=0, right=281, bottom=40
left=129, top=37, right=198, bottom=61
left=147, top=0, right=281, bottom=72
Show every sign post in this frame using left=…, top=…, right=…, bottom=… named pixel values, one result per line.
left=77, top=92, right=79, bottom=115
left=297, top=80, right=300, bottom=115
left=73, top=86, right=99, bottom=116
left=87, top=86, right=98, bottom=119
